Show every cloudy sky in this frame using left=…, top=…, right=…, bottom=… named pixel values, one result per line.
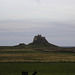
left=0, top=0, right=75, bottom=46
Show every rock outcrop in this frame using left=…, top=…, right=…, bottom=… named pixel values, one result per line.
left=29, top=34, right=58, bottom=48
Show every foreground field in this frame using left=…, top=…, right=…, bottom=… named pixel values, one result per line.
left=0, top=49, right=75, bottom=62
left=0, top=63, right=75, bottom=75
left=0, top=48, right=75, bottom=75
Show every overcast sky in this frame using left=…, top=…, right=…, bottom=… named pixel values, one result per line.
left=0, top=0, right=75, bottom=46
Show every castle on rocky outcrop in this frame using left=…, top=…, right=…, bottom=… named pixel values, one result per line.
left=33, top=34, right=45, bottom=42
left=16, top=34, right=58, bottom=48
left=29, top=34, right=57, bottom=47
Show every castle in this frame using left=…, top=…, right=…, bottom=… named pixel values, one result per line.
left=16, top=34, right=57, bottom=48
left=33, top=34, right=45, bottom=42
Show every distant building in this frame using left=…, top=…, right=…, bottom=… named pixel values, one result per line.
left=33, top=34, right=45, bottom=42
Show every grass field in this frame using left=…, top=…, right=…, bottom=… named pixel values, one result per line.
left=0, top=48, right=75, bottom=75
left=0, top=49, right=75, bottom=62
left=0, top=62, right=75, bottom=75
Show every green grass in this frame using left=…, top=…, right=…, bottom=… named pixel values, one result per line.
left=0, top=63, right=75, bottom=75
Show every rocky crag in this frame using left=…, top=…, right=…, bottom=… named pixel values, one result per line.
left=28, top=34, right=58, bottom=48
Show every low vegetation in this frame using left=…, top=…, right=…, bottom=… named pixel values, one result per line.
left=0, top=63, right=75, bottom=75
left=0, top=48, right=75, bottom=63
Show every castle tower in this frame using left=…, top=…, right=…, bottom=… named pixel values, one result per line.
left=33, top=34, right=45, bottom=42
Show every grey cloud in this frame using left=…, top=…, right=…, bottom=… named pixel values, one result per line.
left=0, top=20, right=75, bottom=46
left=0, top=0, right=75, bottom=46
left=36, top=0, right=40, bottom=3
left=0, top=0, right=75, bottom=20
